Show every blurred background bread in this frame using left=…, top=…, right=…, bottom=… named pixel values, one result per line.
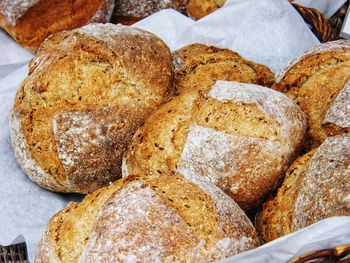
left=0, top=0, right=114, bottom=51
left=273, top=40, right=350, bottom=149
left=187, top=0, right=225, bottom=20
left=112, top=0, right=189, bottom=25
left=123, top=81, right=307, bottom=211
left=35, top=173, right=259, bottom=262
left=173, top=44, right=274, bottom=95
left=256, top=135, right=350, bottom=243
left=10, top=23, right=174, bottom=194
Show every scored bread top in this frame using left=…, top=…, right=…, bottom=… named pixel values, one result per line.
left=35, top=174, right=259, bottom=263
left=124, top=81, right=306, bottom=211
left=11, top=23, right=174, bottom=193
left=256, top=135, right=350, bottom=243
left=173, top=44, right=274, bottom=95
left=273, top=40, right=350, bottom=148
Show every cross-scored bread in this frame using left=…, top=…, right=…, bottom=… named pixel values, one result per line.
left=35, top=173, right=259, bottom=262
left=0, top=0, right=114, bottom=51
left=173, top=44, right=274, bottom=95
left=10, top=23, right=174, bottom=193
left=273, top=40, right=350, bottom=149
left=256, top=135, right=350, bottom=243
left=123, top=81, right=306, bottom=211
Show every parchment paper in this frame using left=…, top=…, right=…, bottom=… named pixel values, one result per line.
left=0, top=0, right=348, bottom=262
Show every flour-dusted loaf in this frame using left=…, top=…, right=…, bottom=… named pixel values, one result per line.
left=10, top=23, right=174, bottom=193
left=256, top=135, right=350, bottom=243
left=123, top=81, right=307, bottom=211
left=187, top=0, right=225, bottom=20
left=112, top=0, right=189, bottom=25
left=0, top=0, right=114, bottom=51
left=35, top=173, right=259, bottom=263
left=273, top=40, right=350, bottom=149
left=173, top=44, right=274, bottom=95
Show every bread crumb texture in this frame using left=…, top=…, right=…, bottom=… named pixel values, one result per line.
left=273, top=40, right=350, bottom=148
left=35, top=173, right=259, bottom=263
left=11, top=23, right=174, bottom=193
left=173, top=44, right=274, bottom=95
left=256, top=135, right=350, bottom=243
left=124, top=81, right=306, bottom=211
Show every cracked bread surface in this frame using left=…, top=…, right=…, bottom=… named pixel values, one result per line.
left=124, top=81, right=306, bottom=211
left=173, top=44, right=274, bottom=95
left=10, top=23, right=174, bottom=193
left=256, top=135, right=350, bottom=243
left=273, top=40, right=350, bottom=149
left=35, top=173, right=259, bottom=263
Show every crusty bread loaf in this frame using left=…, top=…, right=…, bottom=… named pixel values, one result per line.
left=0, top=0, right=114, bottom=51
left=112, top=0, right=189, bottom=25
left=187, top=0, right=225, bottom=20
left=123, top=81, right=307, bottom=211
left=273, top=40, right=350, bottom=149
left=10, top=23, right=174, bottom=193
left=35, top=173, right=259, bottom=262
left=173, top=44, right=274, bottom=95
left=256, top=135, right=350, bottom=243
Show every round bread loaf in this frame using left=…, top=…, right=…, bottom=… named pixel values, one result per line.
left=10, top=23, right=174, bottom=194
left=255, top=135, right=350, bottom=243
left=0, top=0, right=114, bottom=51
left=123, top=81, right=307, bottom=211
left=112, top=0, right=189, bottom=25
left=35, top=173, right=259, bottom=262
left=173, top=44, right=274, bottom=95
left=187, top=0, right=225, bottom=20
left=273, top=40, right=350, bottom=149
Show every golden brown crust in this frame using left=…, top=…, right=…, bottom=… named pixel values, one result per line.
left=36, top=173, right=259, bottom=262
left=11, top=24, right=174, bottom=193
left=124, top=81, right=306, bottom=211
left=256, top=135, right=350, bottom=243
left=255, top=150, right=315, bottom=243
left=173, top=44, right=274, bottom=95
left=187, top=0, right=225, bottom=20
left=272, top=40, right=350, bottom=149
left=0, top=0, right=114, bottom=51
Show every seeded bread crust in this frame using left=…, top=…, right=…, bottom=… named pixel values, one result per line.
left=123, top=81, right=306, bottom=211
left=0, top=0, right=114, bottom=51
left=256, top=135, right=350, bottom=243
left=173, top=44, right=274, bottom=95
left=35, top=173, right=259, bottom=263
left=273, top=40, right=350, bottom=149
left=10, top=23, right=174, bottom=193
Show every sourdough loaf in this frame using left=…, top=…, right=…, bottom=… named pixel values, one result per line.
left=112, top=0, right=189, bottom=25
left=173, top=44, right=274, bottom=95
left=35, top=173, right=259, bottom=262
left=10, top=23, right=174, bottom=193
left=123, top=81, right=307, bottom=211
left=0, top=0, right=114, bottom=51
left=273, top=40, right=350, bottom=149
left=256, top=135, right=350, bottom=243
left=187, top=0, right=225, bottom=20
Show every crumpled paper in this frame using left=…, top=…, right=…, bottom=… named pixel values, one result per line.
left=0, top=0, right=348, bottom=262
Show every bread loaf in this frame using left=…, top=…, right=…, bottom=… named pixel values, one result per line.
left=273, top=40, right=350, bottom=149
left=10, top=23, right=174, bottom=193
left=256, top=135, right=350, bottom=243
left=112, top=0, right=189, bottom=25
left=0, top=0, right=114, bottom=51
left=187, top=0, right=225, bottom=20
left=35, top=173, right=259, bottom=262
left=173, top=44, right=274, bottom=95
left=123, top=81, right=307, bottom=211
